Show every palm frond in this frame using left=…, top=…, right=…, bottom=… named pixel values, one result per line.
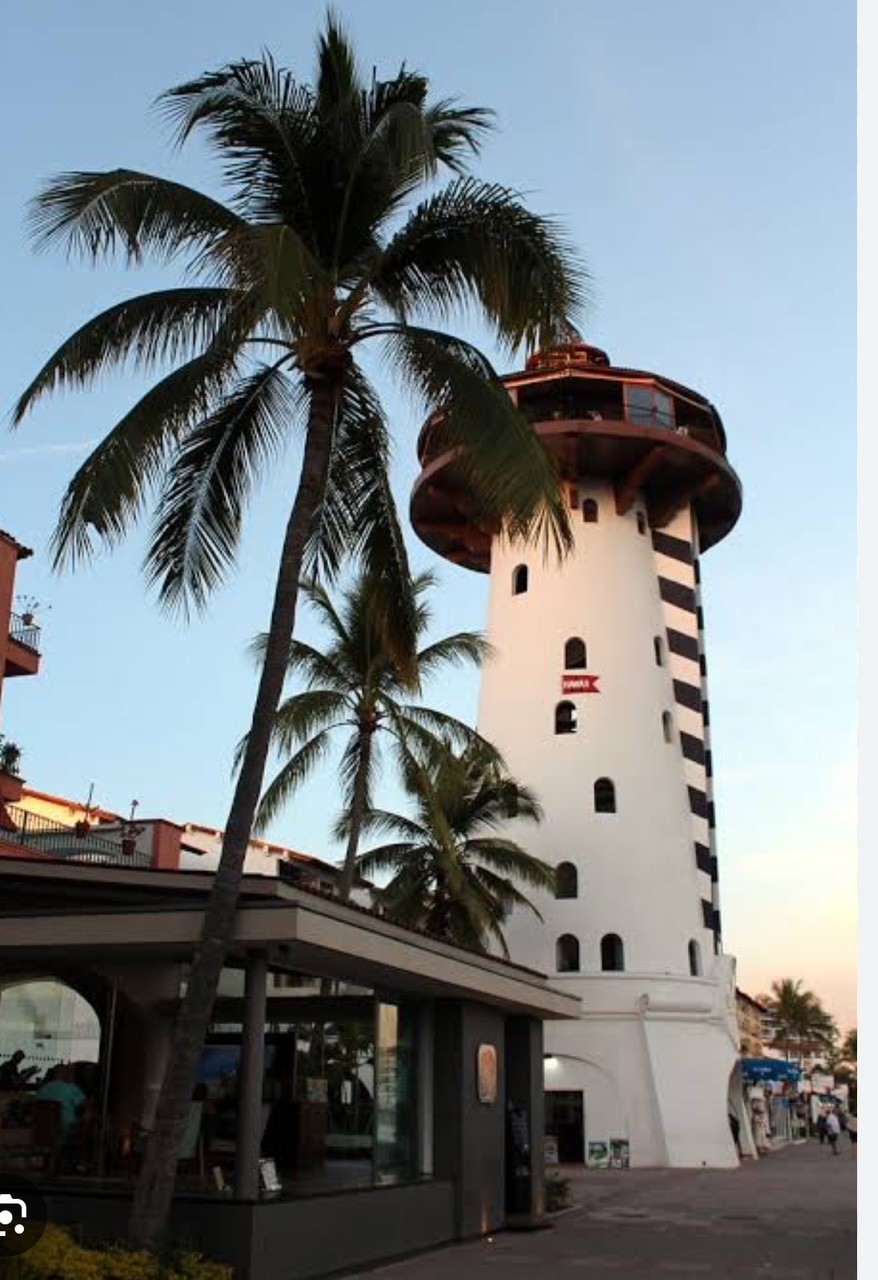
left=12, top=288, right=235, bottom=424
left=374, top=176, right=587, bottom=351
left=356, top=807, right=428, bottom=843
left=392, top=705, right=491, bottom=755
left=253, top=726, right=338, bottom=832
left=383, top=325, right=573, bottom=562
left=356, top=841, right=430, bottom=879
left=464, top=837, right=556, bottom=891
left=267, top=689, right=352, bottom=756
left=470, top=864, right=544, bottom=916
left=424, top=100, right=494, bottom=172
left=304, top=365, right=418, bottom=672
left=415, top=631, right=492, bottom=677
left=248, top=633, right=349, bottom=691
left=48, top=320, right=248, bottom=570
left=159, top=55, right=318, bottom=230
left=145, top=361, right=302, bottom=614
left=27, top=170, right=241, bottom=265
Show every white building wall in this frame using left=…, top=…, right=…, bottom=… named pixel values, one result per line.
left=477, top=480, right=738, bottom=1167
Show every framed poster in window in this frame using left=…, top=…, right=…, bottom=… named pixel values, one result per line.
left=477, top=1044, right=498, bottom=1104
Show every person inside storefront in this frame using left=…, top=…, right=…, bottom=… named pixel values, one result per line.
left=0, top=1048, right=39, bottom=1089
left=36, top=1063, right=87, bottom=1135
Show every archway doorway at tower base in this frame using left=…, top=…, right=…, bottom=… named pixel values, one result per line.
left=544, top=1005, right=740, bottom=1169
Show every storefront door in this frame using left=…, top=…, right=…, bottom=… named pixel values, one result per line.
left=545, top=1089, right=584, bottom=1163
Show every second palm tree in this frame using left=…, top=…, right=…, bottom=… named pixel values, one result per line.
left=248, top=568, right=495, bottom=900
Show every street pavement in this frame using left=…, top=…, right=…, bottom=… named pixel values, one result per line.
left=353, top=1138, right=857, bottom=1279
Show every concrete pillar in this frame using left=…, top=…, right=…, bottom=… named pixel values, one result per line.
left=417, top=1003, right=434, bottom=1176
left=235, top=951, right=268, bottom=1199
left=505, top=1016, right=546, bottom=1224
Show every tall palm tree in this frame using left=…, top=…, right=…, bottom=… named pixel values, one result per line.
left=246, top=568, right=495, bottom=899
left=13, top=18, right=583, bottom=1243
left=357, top=741, right=555, bottom=956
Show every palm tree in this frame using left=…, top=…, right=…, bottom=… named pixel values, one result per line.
left=247, top=568, right=495, bottom=899
left=840, top=1028, right=857, bottom=1066
left=13, top=18, right=583, bottom=1243
left=768, top=978, right=836, bottom=1062
left=357, top=741, right=555, bottom=956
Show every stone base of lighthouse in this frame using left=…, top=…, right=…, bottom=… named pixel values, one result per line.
left=545, top=956, right=742, bottom=1168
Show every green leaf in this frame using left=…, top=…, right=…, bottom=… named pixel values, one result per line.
left=12, top=288, right=235, bottom=424
left=374, top=176, right=588, bottom=352
left=145, top=361, right=303, bottom=614
left=384, top=325, right=573, bottom=560
left=27, top=170, right=241, bottom=265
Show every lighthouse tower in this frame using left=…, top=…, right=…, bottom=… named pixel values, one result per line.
left=411, top=340, right=744, bottom=1168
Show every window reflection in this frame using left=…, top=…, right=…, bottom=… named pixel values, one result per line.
left=374, top=1002, right=418, bottom=1183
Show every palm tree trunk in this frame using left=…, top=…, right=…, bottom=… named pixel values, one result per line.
left=338, top=726, right=374, bottom=901
left=128, top=381, right=338, bottom=1249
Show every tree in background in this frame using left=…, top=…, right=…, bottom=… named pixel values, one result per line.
left=14, top=17, right=584, bottom=1243
left=766, top=978, right=837, bottom=1062
left=357, top=740, right=555, bottom=956
left=245, top=568, right=494, bottom=900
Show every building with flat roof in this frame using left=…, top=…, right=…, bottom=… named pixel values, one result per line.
left=0, top=855, right=579, bottom=1279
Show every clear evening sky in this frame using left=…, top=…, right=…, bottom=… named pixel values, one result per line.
left=0, top=1, right=856, bottom=1030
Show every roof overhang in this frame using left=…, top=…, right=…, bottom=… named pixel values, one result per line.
left=0, top=858, right=580, bottom=1022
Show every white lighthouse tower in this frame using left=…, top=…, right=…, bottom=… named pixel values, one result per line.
left=411, top=339, right=744, bottom=1168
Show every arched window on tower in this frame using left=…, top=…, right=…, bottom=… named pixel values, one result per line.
left=555, top=701, right=577, bottom=735
left=636, top=511, right=647, bottom=536
left=564, top=637, right=587, bottom=669
left=555, top=862, right=578, bottom=900
left=654, top=635, right=664, bottom=666
left=594, top=777, right=616, bottom=812
left=556, top=934, right=580, bottom=972
left=601, top=933, right=625, bottom=971
left=662, top=711, right=674, bottom=744
left=688, top=939, right=702, bottom=976
left=582, top=498, right=598, bottom=524
left=512, top=564, right=529, bottom=595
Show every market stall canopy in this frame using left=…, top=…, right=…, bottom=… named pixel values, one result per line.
left=741, top=1057, right=801, bottom=1083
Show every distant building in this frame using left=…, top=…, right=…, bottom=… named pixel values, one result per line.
left=735, top=989, right=769, bottom=1055
left=5, top=785, right=339, bottom=890
left=0, top=529, right=42, bottom=840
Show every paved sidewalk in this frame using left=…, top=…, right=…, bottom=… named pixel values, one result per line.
left=352, top=1139, right=856, bottom=1279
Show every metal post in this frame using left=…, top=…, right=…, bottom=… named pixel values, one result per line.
left=235, top=951, right=268, bottom=1199
left=96, top=980, right=118, bottom=1177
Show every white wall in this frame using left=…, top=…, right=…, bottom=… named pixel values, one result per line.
left=479, top=482, right=712, bottom=978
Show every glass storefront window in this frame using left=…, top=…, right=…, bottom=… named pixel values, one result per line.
left=374, top=1002, right=418, bottom=1182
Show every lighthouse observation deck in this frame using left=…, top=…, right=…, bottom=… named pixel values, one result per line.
left=410, top=341, right=742, bottom=572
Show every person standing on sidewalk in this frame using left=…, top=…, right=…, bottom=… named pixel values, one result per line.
left=816, top=1109, right=828, bottom=1144
left=846, top=1112, right=857, bottom=1152
left=824, top=1108, right=841, bottom=1155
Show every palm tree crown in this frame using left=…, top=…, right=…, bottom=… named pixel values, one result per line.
left=767, top=978, right=837, bottom=1060
left=357, top=740, right=555, bottom=956
left=248, top=568, right=495, bottom=896
left=15, top=21, right=583, bottom=634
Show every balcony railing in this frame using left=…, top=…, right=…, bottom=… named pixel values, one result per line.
left=0, top=805, right=152, bottom=867
left=8, top=612, right=41, bottom=652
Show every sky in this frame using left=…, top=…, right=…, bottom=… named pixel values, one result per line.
left=0, top=1, right=857, bottom=1031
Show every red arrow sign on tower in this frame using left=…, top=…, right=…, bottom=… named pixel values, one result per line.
left=562, top=673, right=600, bottom=695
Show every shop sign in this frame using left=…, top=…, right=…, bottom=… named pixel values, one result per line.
left=562, top=673, right=600, bottom=695
left=477, top=1043, right=498, bottom=1104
